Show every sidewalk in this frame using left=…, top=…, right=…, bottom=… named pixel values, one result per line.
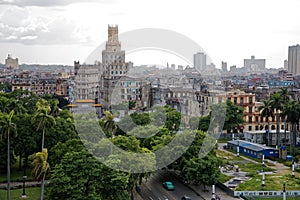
left=0, top=181, right=41, bottom=190
left=170, top=171, right=241, bottom=200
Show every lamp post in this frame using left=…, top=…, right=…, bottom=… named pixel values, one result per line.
left=21, top=175, right=27, bottom=198
left=261, top=166, right=265, bottom=187
left=262, top=154, right=265, bottom=167
left=275, top=110, right=281, bottom=149
left=292, top=161, right=295, bottom=177
left=283, top=183, right=286, bottom=200
left=211, top=176, right=215, bottom=200
left=237, top=140, right=240, bottom=157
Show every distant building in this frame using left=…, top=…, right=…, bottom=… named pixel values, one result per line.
left=244, top=55, right=265, bottom=71
left=5, top=54, right=18, bottom=70
left=222, top=61, right=227, bottom=72
left=288, top=44, right=300, bottom=75
left=73, top=62, right=100, bottom=101
left=284, top=59, right=288, bottom=70
left=230, top=65, right=237, bottom=72
left=193, top=52, right=206, bottom=71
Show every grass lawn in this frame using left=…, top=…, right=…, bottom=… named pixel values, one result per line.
left=218, top=173, right=233, bottom=183
left=236, top=174, right=300, bottom=191
left=0, top=187, right=40, bottom=200
left=216, top=150, right=274, bottom=174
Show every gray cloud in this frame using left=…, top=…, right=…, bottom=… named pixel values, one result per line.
left=0, top=7, right=93, bottom=45
left=0, top=0, right=114, bottom=7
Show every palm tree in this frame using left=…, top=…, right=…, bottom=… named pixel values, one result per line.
left=102, top=111, right=117, bottom=155
left=0, top=110, right=17, bottom=200
left=32, top=99, right=56, bottom=151
left=278, top=88, right=290, bottom=145
left=259, top=99, right=273, bottom=146
left=32, top=148, right=50, bottom=200
left=282, top=100, right=300, bottom=155
left=279, top=88, right=290, bottom=101
left=270, top=93, right=283, bottom=148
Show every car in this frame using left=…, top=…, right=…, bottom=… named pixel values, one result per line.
left=181, top=195, right=191, bottom=200
left=162, top=181, right=174, bottom=190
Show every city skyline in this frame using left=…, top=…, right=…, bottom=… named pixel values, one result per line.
left=0, top=0, right=300, bottom=68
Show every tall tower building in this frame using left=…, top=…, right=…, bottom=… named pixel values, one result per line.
left=288, top=44, right=300, bottom=75
left=101, top=25, right=133, bottom=108
left=193, top=52, right=206, bottom=71
left=221, top=61, right=228, bottom=72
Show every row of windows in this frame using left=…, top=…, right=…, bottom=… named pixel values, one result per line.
left=247, top=124, right=300, bottom=131
left=229, top=96, right=254, bottom=104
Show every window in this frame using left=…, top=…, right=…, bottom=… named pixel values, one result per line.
left=234, top=97, right=237, bottom=104
left=249, top=107, right=253, bottom=113
left=248, top=116, right=253, bottom=123
left=248, top=126, right=252, bottom=131
left=249, top=97, right=253, bottom=103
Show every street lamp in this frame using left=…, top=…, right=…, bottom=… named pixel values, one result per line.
left=283, top=183, right=286, bottom=200
left=237, top=140, right=240, bottom=157
left=262, top=154, right=265, bottom=167
left=21, top=175, right=27, bottom=198
left=211, top=176, right=216, bottom=200
left=292, top=161, right=295, bottom=177
left=261, top=166, right=265, bottom=187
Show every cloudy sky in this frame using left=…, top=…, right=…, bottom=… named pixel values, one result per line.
left=0, top=0, right=299, bottom=68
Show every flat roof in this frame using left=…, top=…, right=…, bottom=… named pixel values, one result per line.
left=228, top=140, right=278, bottom=152
left=245, top=130, right=290, bottom=134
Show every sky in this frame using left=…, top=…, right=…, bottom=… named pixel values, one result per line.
left=0, top=0, right=300, bottom=68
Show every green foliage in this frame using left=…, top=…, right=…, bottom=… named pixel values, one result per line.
left=223, top=100, right=244, bottom=132
left=47, top=150, right=130, bottom=200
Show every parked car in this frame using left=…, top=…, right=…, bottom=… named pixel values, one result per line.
left=181, top=195, right=191, bottom=200
left=162, top=181, right=175, bottom=190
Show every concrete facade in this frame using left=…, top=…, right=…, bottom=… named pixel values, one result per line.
left=288, top=44, right=300, bottom=75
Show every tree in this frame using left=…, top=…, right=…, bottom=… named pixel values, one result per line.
left=32, top=99, right=56, bottom=151
left=282, top=100, right=300, bottom=155
left=182, top=155, right=220, bottom=191
left=270, top=93, right=283, bottom=148
left=259, top=99, right=273, bottom=146
left=13, top=114, right=38, bottom=170
left=31, top=148, right=50, bottom=200
left=0, top=110, right=17, bottom=200
left=102, top=111, right=117, bottom=155
left=224, top=100, right=244, bottom=133
left=278, top=88, right=290, bottom=145
left=48, top=150, right=130, bottom=200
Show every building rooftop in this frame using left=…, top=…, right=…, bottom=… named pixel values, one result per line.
left=228, top=140, right=277, bottom=151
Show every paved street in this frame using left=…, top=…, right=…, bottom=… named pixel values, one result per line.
left=137, top=170, right=239, bottom=200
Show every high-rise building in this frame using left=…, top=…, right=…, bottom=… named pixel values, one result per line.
left=288, top=44, right=300, bottom=75
left=244, top=55, right=265, bottom=71
left=193, top=52, right=206, bottom=71
left=5, top=54, right=18, bottom=70
left=222, top=61, right=228, bottom=72
left=100, top=25, right=133, bottom=108
left=284, top=59, right=288, bottom=70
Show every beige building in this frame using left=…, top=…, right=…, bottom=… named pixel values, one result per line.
left=100, top=25, right=133, bottom=109
left=5, top=54, right=18, bottom=70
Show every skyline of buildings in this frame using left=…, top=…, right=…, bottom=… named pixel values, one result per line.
left=2, top=44, right=299, bottom=72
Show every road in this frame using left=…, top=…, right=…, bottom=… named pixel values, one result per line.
left=139, top=170, right=203, bottom=200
